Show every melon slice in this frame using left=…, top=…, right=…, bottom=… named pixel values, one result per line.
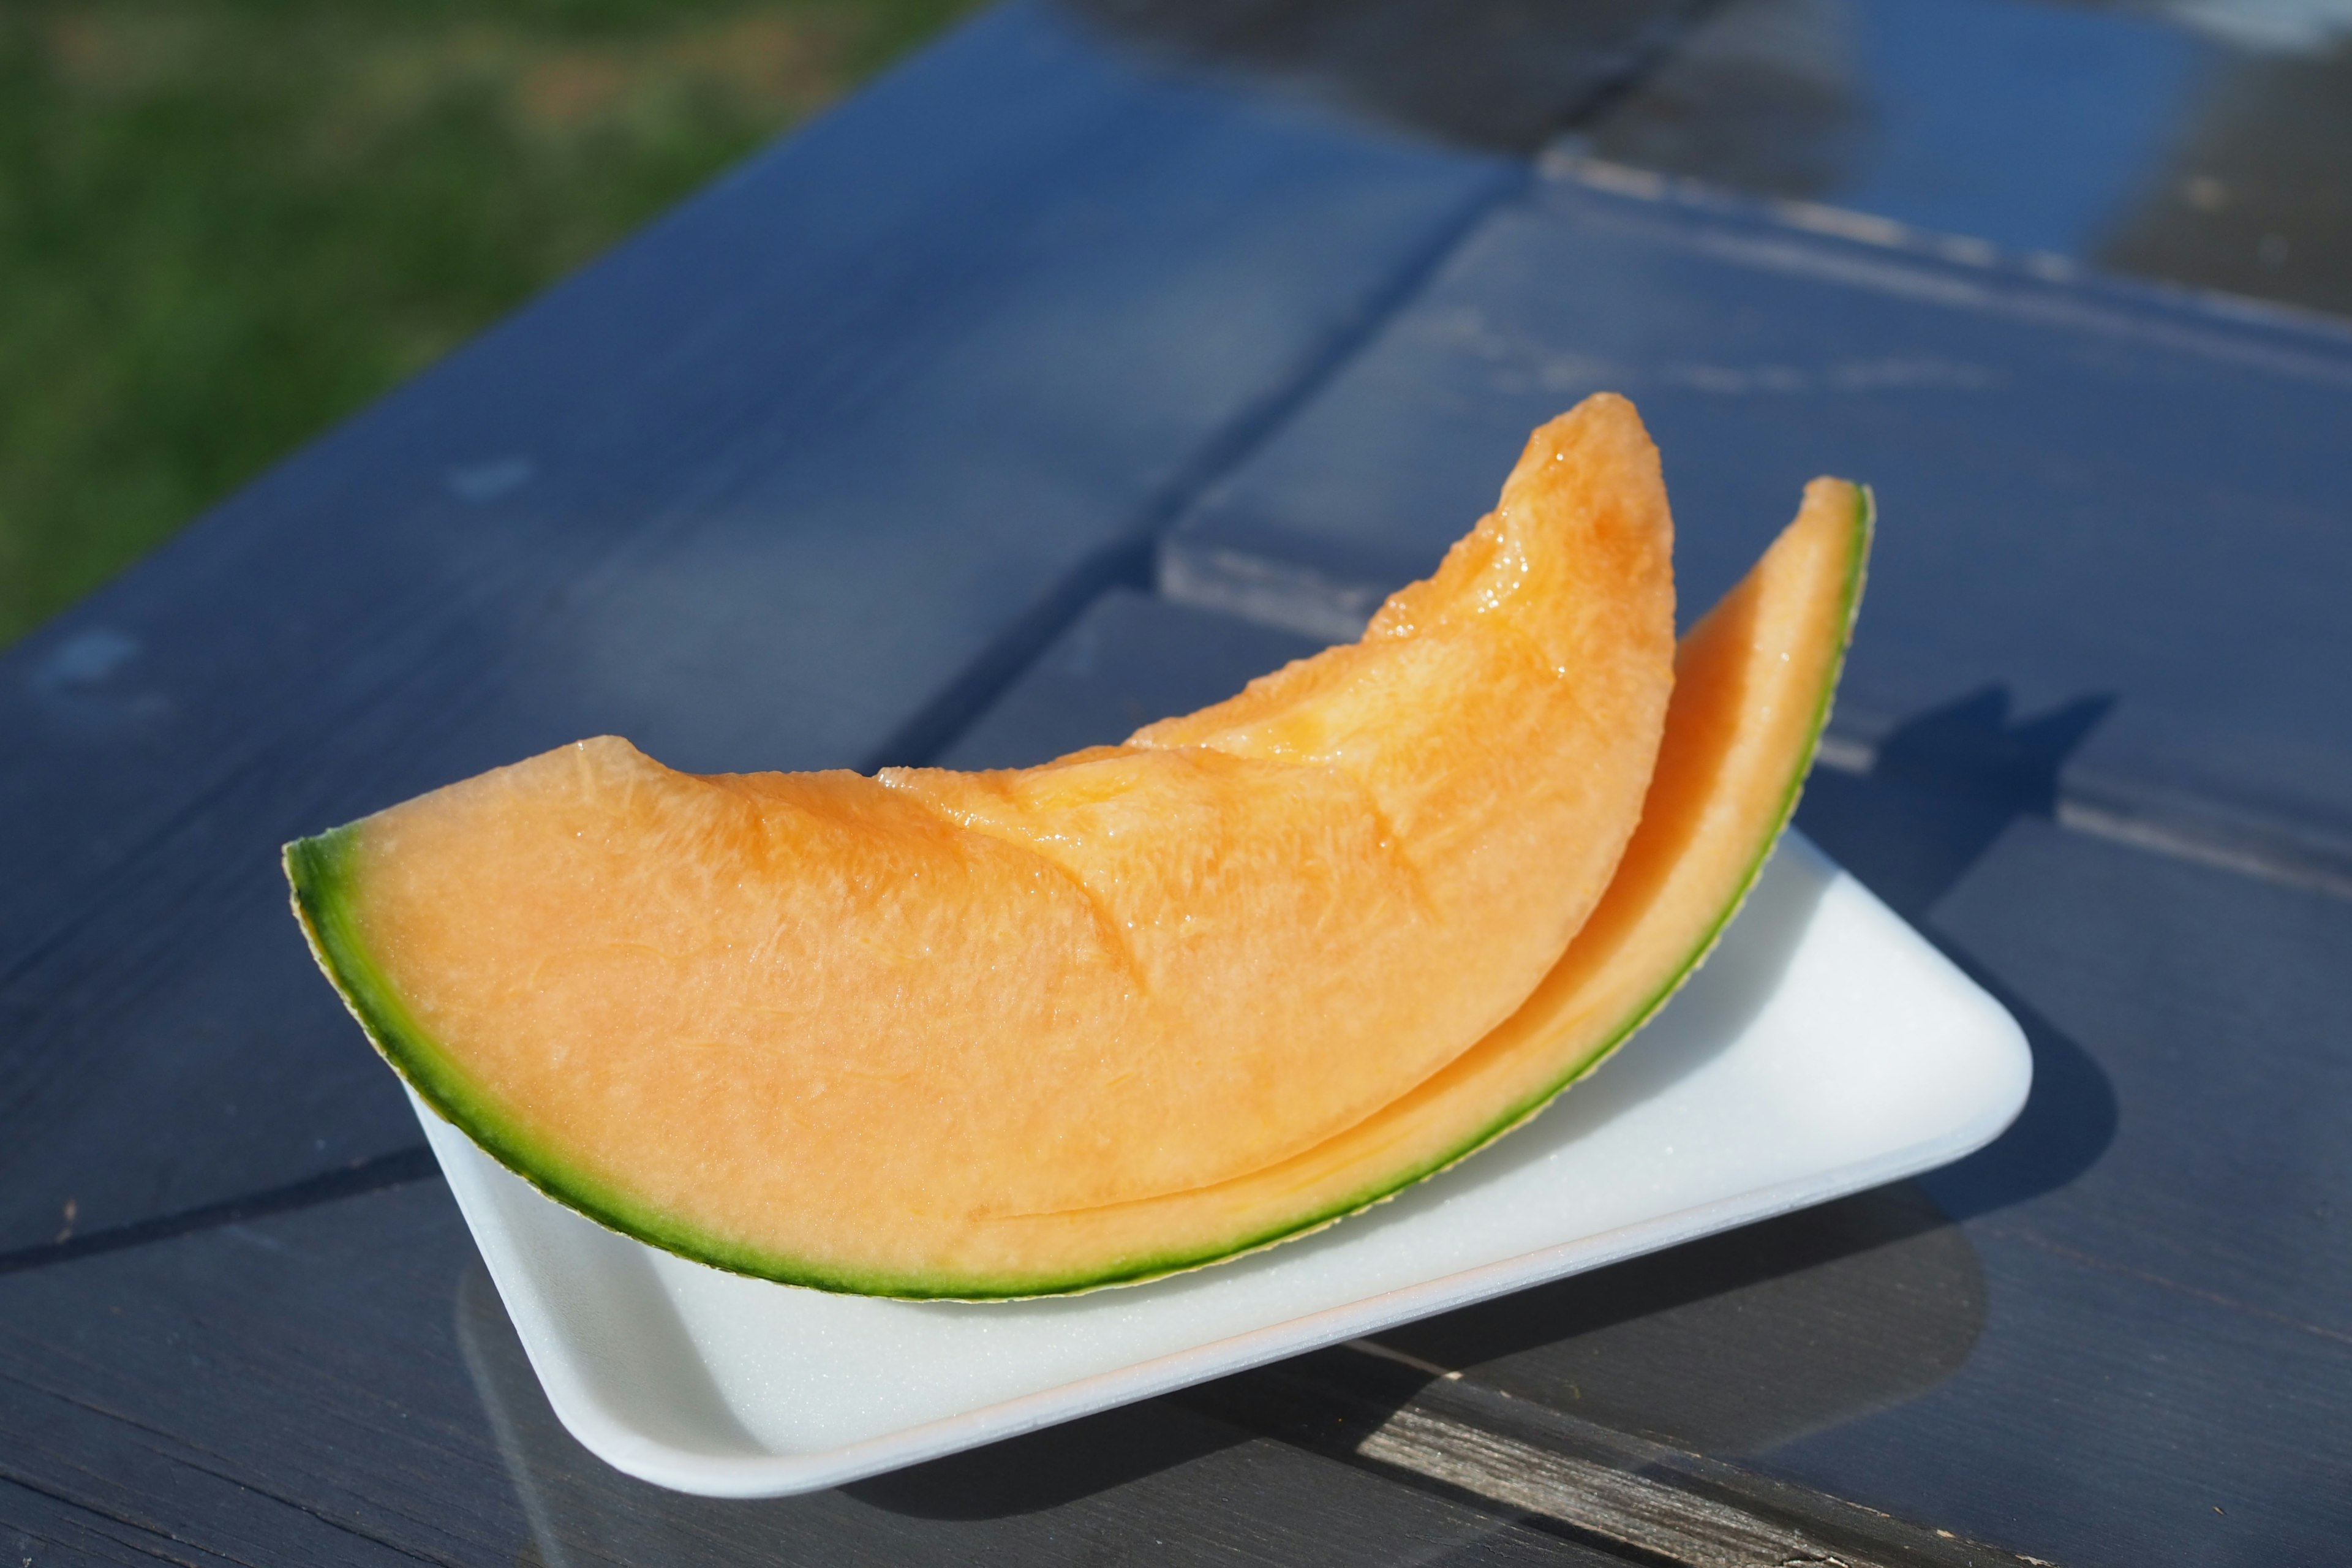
left=287, top=394, right=1676, bottom=1294
left=948, top=477, right=1872, bottom=1294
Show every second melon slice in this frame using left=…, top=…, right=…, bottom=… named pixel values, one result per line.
left=946, top=477, right=1873, bottom=1295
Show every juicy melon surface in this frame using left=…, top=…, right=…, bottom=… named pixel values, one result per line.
left=289, top=395, right=1676, bottom=1294
left=938, top=477, right=1872, bottom=1293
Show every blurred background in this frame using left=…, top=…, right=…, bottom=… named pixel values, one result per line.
left=0, top=0, right=984, bottom=647
left=2, top=0, right=2345, bottom=650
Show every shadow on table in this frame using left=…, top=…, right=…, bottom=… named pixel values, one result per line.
left=1798, top=684, right=2121, bottom=1223
left=838, top=1409, right=1244, bottom=1521
left=1357, top=685, right=2124, bottom=1456
left=1370, top=1180, right=1982, bottom=1457
left=457, top=1264, right=1257, bottom=1561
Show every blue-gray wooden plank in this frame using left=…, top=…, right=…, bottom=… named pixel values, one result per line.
left=0, top=2, right=1521, bottom=1259
left=933, top=587, right=1326, bottom=770
left=1392, top=772, right=2352, bottom=1567
left=1757, top=803, right=2352, bottom=1565
left=1581, top=0, right=2216, bottom=262
left=932, top=584, right=2352, bottom=1566
left=1161, top=162, right=2352, bottom=885
left=1575, top=0, right=2352, bottom=321
left=1, top=1477, right=282, bottom=1568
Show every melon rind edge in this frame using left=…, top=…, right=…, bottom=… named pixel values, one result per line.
left=1312, top=480, right=1879, bottom=1212
left=280, top=482, right=1872, bottom=1302
left=283, top=830, right=940, bottom=1297
left=284, top=827, right=1306, bottom=1297
left=1142, top=480, right=1880, bottom=1291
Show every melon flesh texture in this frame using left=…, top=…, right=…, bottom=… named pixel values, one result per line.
left=947, top=477, right=1872, bottom=1294
left=288, top=394, right=1676, bottom=1294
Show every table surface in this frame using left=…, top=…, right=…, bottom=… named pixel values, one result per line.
left=6, top=2, right=2350, bottom=1564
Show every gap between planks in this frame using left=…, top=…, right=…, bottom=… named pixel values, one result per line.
left=1180, top=1343, right=2062, bottom=1568
left=0, top=1146, right=439, bottom=1279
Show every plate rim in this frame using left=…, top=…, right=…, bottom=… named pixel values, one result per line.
left=428, top=836, right=2032, bottom=1498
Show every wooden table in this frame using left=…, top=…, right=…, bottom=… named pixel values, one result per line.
left=6, top=2, right=2349, bottom=1563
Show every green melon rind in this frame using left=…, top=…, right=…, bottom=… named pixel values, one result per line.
left=1251, top=481, right=1879, bottom=1253
left=286, top=485, right=1871, bottom=1300
left=289, top=828, right=935, bottom=1295
left=1068, top=482, right=1878, bottom=1299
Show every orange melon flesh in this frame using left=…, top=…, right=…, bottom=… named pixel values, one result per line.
left=942, top=477, right=1872, bottom=1294
left=287, top=394, right=1675, bottom=1292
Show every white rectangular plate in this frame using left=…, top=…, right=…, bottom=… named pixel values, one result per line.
left=417, top=831, right=2029, bottom=1498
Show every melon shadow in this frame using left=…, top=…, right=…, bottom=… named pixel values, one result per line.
left=1798, top=684, right=2120, bottom=1219
left=1341, top=687, right=2134, bottom=1457
left=1371, top=1178, right=1986, bottom=1458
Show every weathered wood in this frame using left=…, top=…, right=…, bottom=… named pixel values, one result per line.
left=0, top=1183, right=518, bottom=1567
left=1811, top=782, right=2352, bottom=1337
left=1189, top=1346, right=2044, bottom=1567
left=1, top=1474, right=275, bottom=1568
left=1566, top=0, right=2215, bottom=264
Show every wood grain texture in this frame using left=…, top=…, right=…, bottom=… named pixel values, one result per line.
left=0, top=1, right=1521, bottom=1259
left=0, top=1183, right=519, bottom=1567
left=1, top=1473, right=286, bottom=1568
left=1188, top=1348, right=2043, bottom=1568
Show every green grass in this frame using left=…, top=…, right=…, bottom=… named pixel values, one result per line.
left=0, top=0, right=984, bottom=647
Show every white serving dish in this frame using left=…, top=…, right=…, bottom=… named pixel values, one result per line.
left=415, top=831, right=2030, bottom=1498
